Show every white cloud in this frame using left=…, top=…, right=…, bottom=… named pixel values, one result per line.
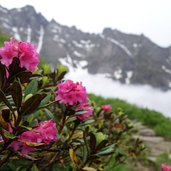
left=60, top=57, right=171, bottom=117
left=69, top=69, right=171, bottom=117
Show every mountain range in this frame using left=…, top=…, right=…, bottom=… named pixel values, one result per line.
left=0, top=5, right=171, bottom=90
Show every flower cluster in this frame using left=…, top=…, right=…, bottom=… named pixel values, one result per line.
left=0, top=38, right=39, bottom=72
left=56, top=80, right=93, bottom=120
left=56, top=80, right=88, bottom=106
left=10, top=120, right=58, bottom=155
left=101, top=104, right=112, bottom=112
left=76, top=103, right=93, bottom=120
left=161, top=164, right=171, bottom=171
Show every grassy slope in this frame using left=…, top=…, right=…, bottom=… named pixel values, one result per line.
left=89, top=93, right=171, bottom=139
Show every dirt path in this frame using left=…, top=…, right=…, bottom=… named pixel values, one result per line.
left=130, top=122, right=171, bottom=171
left=133, top=122, right=171, bottom=161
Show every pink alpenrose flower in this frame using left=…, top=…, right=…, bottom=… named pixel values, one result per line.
left=10, top=120, right=58, bottom=155
left=10, top=141, right=35, bottom=155
left=76, top=103, right=93, bottom=120
left=35, top=119, right=58, bottom=144
left=161, top=164, right=171, bottom=171
left=56, top=80, right=88, bottom=106
left=0, top=38, right=39, bottom=72
left=101, top=104, right=112, bottom=112
left=0, top=38, right=18, bottom=67
left=18, top=41, right=39, bottom=72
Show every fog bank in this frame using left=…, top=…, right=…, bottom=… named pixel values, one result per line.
left=63, top=63, right=171, bottom=117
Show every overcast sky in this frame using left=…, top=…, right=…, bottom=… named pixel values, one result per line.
left=0, top=0, right=171, bottom=47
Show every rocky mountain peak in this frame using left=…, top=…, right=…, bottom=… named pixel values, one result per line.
left=0, top=5, right=8, bottom=12
left=11, top=5, right=35, bottom=13
left=0, top=5, right=171, bottom=90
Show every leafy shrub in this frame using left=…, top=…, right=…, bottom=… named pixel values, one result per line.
left=88, top=94, right=171, bottom=140
left=0, top=38, right=144, bottom=170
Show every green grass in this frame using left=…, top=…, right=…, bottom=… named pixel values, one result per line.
left=0, top=33, right=9, bottom=47
left=105, top=155, right=135, bottom=171
left=106, top=164, right=134, bottom=171
left=89, top=93, right=171, bottom=140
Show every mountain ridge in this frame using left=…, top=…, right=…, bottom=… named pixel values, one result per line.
left=0, top=5, right=171, bottom=90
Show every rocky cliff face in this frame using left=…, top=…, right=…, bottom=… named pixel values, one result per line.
left=0, top=5, right=171, bottom=90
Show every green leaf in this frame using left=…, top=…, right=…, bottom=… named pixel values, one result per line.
left=4, top=132, right=16, bottom=139
left=16, top=71, right=32, bottom=84
left=25, top=141, right=44, bottom=147
left=66, top=117, right=77, bottom=123
left=2, top=109, right=10, bottom=122
left=83, top=143, right=88, bottom=164
left=42, top=64, right=51, bottom=74
left=25, top=94, right=33, bottom=101
left=52, top=163, right=66, bottom=171
left=0, top=89, right=14, bottom=112
left=89, top=133, right=96, bottom=151
left=20, top=125, right=32, bottom=131
left=57, top=64, right=68, bottom=76
left=22, top=94, right=46, bottom=115
left=95, top=132, right=106, bottom=145
left=69, top=148, right=78, bottom=165
left=80, top=119, right=94, bottom=126
left=75, top=110, right=87, bottom=115
left=16, top=166, right=27, bottom=171
left=31, top=164, right=39, bottom=171
left=42, top=76, right=49, bottom=86
left=44, top=108, right=54, bottom=119
left=0, top=64, right=6, bottom=89
left=11, top=81, right=22, bottom=109
left=56, top=64, right=68, bottom=81
left=40, top=94, right=51, bottom=106
left=96, top=140, right=108, bottom=150
left=95, top=144, right=115, bottom=156
left=26, top=114, right=34, bottom=123
left=25, top=78, right=38, bottom=97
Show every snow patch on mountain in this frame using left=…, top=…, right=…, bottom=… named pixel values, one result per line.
left=162, top=65, right=171, bottom=74
left=125, top=71, right=133, bottom=84
left=0, top=17, right=9, bottom=23
left=16, top=8, right=22, bottom=12
left=169, top=82, right=171, bottom=88
left=78, top=60, right=88, bottom=67
left=12, top=27, right=21, bottom=40
left=2, top=23, right=10, bottom=29
left=19, top=27, right=23, bottom=31
left=107, top=37, right=132, bottom=57
left=80, top=40, right=91, bottom=44
left=73, top=51, right=84, bottom=58
left=133, top=43, right=138, bottom=48
left=37, top=26, right=44, bottom=53
left=27, top=26, right=32, bottom=42
left=59, top=38, right=66, bottom=44
left=52, top=25, right=61, bottom=33
left=85, top=43, right=96, bottom=50
left=114, top=68, right=122, bottom=79
left=72, top=40, right=95, bottom=50
left=72, top=41, right=84, bottom=48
